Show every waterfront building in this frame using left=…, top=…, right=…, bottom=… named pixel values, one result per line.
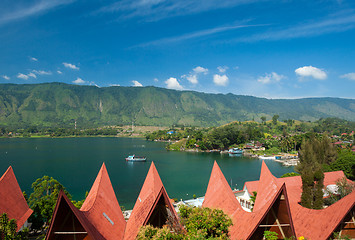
left=0, top=166, right=33, bottom=231
left=203, top=161, right=355, bottom=239
left=46, top=163, right=126, bottom=240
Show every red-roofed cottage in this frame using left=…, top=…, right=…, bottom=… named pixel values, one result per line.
left=0, top=166, right=33, bottom=231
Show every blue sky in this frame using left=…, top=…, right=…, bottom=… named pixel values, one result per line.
left=0, top=0, right=355, bottom=99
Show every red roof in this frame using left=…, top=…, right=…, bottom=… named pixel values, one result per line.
left=203, top=161, right=242, bottom=216
left=243, top=163, right=354, bottom=239
left=204, top=161, right=354, bottom=239
left=0, top=166, right=33, bottom=231
left=46, top=190, right=105, bottom=240
left=124, top=162, right=180, bottom=240
left=81, top=163, right=126, bottom=240
left=252, top=161, right=279, bottom=212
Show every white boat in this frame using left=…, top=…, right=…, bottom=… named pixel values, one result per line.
left=125, top=155, right=146, bottom=162
left=258, top=155, right=276, bottom=160
left=228, top=148, right=243, bottom=154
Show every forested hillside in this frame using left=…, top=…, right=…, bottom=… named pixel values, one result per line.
left=0, top=83, right=354, bottom=127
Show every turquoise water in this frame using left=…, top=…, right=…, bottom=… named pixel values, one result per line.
left=0, top=137, right=293, bottom=209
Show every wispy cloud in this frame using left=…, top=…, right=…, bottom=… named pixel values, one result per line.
left=57, top=70, right=63, bottom=74
left=217, top=66, right=229, bottom=73
left=134, top=23, right=266, bottom=47
left=234, top=11, right=355, bottom=42
left=257, top=72, right=285, bottom=84
left=17, top=72, right=37, bottom=80
left=32, top=70, right=52, bottom=75
left=2, top=75, right=10, bottom=80
left=0, top=0, right=74, bottom=25
left=97, top=0, right=266, bottom=22
left=63, top=62, right=79, bottom=70
left=30, top=57, right=38, bottom=62
left=340, top=72, right=355, bottom=80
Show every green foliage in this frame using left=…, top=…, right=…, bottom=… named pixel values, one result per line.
left=136, top=225, right=184, bottom=240
left=323, top=149, right=355, bottom=180
left=324, top=177, right=355, bottom=206
left=0, top=83, right=354, bottom=128
left=28, top=176, right=71, bottom=230
left=296, top=137, right=337, bottom=209
left=179, top=206, right=232, bottom=239
left=272, top=115, right=279, bottom=125
left=263, top=230, right=278, bottom=240
left=0, top=213, right=29, bottom=240
left=281, top=172, right=301, bottom=178
left=250, top=191, right=257, bottom=211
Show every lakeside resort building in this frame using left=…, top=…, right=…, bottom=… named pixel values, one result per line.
left=1, top=161, right=354, bottom=239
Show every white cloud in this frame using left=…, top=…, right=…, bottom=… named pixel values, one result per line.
left=30, top=57, right=38, bottom=61
left=217, top=66, right=229, bottom=73
left=258, top=72, right=285, bottom=84
left=0, top=0, right=74, bottom=25
left=340, top=72, right=355, bottom=80
left=28, top=72, right=37, bottom=78
left=154, top=78, right=159, bottom=82
left=295, top=66, right=327, bottom=80
left=63, top=62, right=79, bottom=70
left=17, top=73, right=29, bottom=80
left=234, top=66, right=239, bottom=70
left=109, top=83, right=120, bottom=86
left=186, top=74, right=198, bottom=84
left=165, top=77, right=183, bottom=90
left=132, top=80, right=143, bottom=87
left=2, top=75, right=10, bottom=80
left=57, top=70, right=62, bottom=74
left=32, top=70, right=52, bottom=75
left=193, top=66, right=208, bottom=74
left=213, top=74, right=229, bottom=86
left=72, top=77, right=85, bottom=84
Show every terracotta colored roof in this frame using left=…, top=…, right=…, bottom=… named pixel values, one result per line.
left=0, top=166, right=33, bottom=231
left=290, top=190, right=355, bottom=239
left=252, top=161, right=279, bottom=212
left=45, top=190, right=105, bottom=240
left=124, top=162, right=180, bottom=240
left=243, top=163, right=354, bottom=239
left=81, top=163, right=126, bottom=240
left=203, top=161, right=242, bottom=216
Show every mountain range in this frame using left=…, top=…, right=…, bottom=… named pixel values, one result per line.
left=0, top=83, right=354, bottom=128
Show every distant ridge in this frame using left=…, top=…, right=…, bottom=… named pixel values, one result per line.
left=0, top=83, right=354, bottom=127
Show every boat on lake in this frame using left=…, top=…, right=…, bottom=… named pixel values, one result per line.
left=125, top=155, right=146, bottom=162
left=228, top=148, right=243, bottom=154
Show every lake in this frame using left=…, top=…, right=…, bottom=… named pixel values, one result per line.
left=0, top=137, right=294, bottom=209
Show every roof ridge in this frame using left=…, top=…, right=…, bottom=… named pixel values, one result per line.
left=80, top=163, right=106, bottom=212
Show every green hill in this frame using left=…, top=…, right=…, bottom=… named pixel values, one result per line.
left=0, top=83, right=354, bottom=127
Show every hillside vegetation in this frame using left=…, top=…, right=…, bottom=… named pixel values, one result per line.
left=0, top=83, right=354, bottom=127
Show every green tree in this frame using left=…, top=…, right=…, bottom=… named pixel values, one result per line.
left=179, top=206, right=232, bottom=239
left=296, top=136, right=336, bottom=209
left=272, top=115, right=279, bottom=125
left=0, top=213, right=29, bottom=240
left=260, top=116, right=266, bottom=124
left=28, top=176, right=71, bottom=230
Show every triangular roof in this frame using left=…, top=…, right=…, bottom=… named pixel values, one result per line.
left=247, top=183, right=295, bottom=240
left=243, top=163, right=355, bottom=239
left=124, top=162, right=180, bottom=240
left=45, top=190, right=105, bottom=240
left=203, top=161, right=241, bottom=216
left=81, top=163, right=126, bottom=240
left=0, top=166, right=33, bottom=231
left=252, top=161, right=279, bottom=212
